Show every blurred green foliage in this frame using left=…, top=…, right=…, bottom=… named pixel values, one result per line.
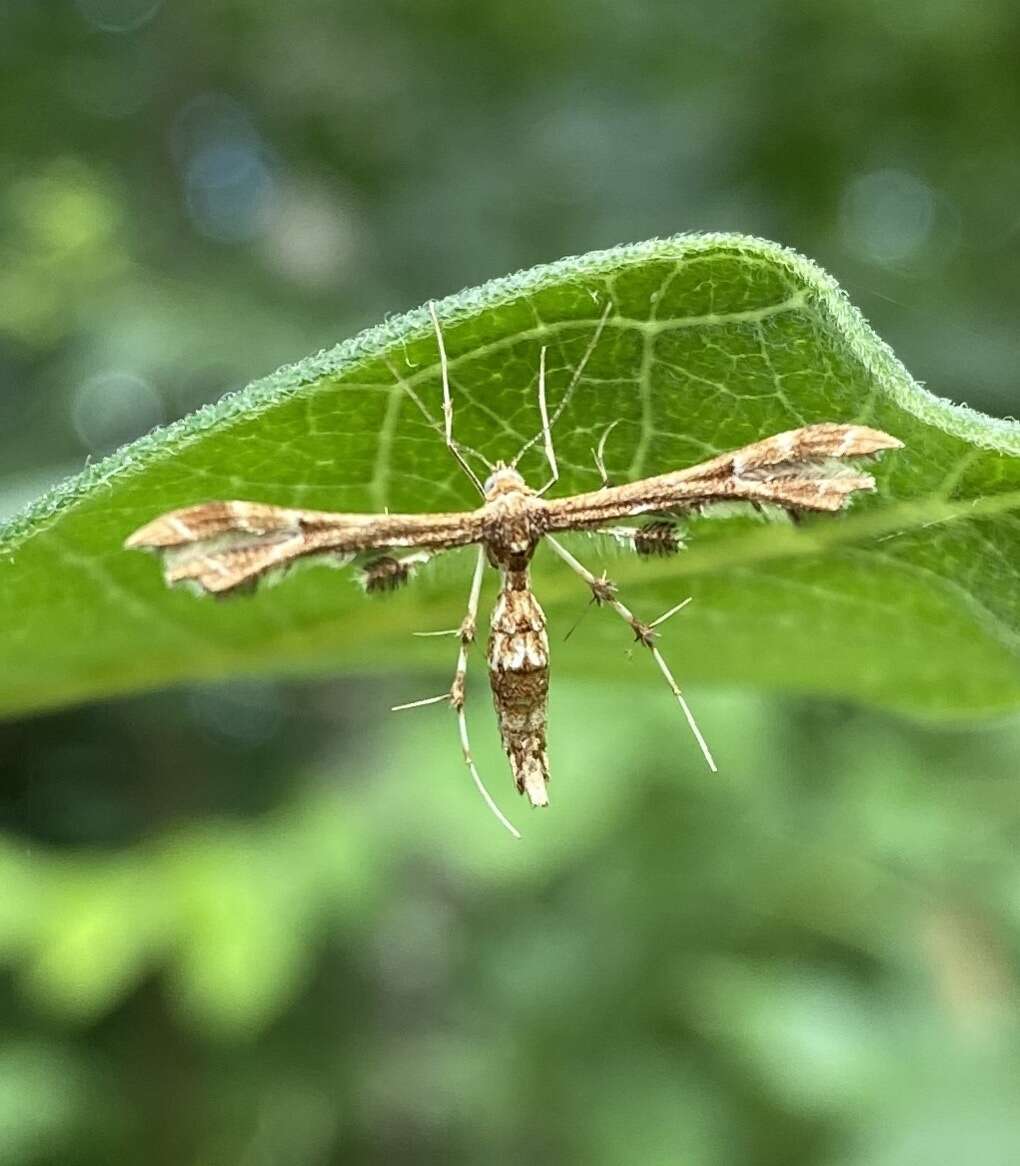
left=2, top=1, right=1020, bottom=1164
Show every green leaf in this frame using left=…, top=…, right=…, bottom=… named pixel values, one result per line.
left=2, top=234, right=1018, bottom=718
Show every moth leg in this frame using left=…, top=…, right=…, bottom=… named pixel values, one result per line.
left=544, top=535, right=717, bottom=773
left=510, top=298, right=614, bottom=474
left=393, top=547, right=520, bottom=838
left=450, top=548, right=521, bottom=837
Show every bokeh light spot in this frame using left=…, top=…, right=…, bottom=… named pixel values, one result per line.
left=840, top=168, right=937, bottom=266
left=172, top=94, right=276, bottom=243
left=73, top=0, right=163, bottom=33
left=186, top=683, right=285, bottom=748
left=71, top=371, right=163, bottom=453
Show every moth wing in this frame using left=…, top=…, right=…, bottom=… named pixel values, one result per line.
left=674, top=423, right=903, bottom=512
left=126, top=501, right=483, bottom=596
left=671, top=423, right=902, bottom=485
left=162, top=533, right=334, bottom=595
left=124, top=501, right=307, bottom=550
left=541, top=423, right=902, bottom=531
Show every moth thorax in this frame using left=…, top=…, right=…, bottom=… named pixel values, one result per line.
left=484, top=507, right=540, bottom=571
left=482, top=464, right=533, bottom=501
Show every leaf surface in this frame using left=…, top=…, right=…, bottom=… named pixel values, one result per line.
left=2, top=234, right=1018, bottom=717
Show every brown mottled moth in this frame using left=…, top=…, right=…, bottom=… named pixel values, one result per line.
left=126, top=299, right=902, bottom=837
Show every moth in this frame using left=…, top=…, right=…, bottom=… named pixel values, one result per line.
left=126, top=299, right=902, bottom=837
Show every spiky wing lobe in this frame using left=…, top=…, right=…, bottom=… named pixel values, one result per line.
left=538, top=424, right=903, bottom=531
left=125, top=501, right=484, bottom=595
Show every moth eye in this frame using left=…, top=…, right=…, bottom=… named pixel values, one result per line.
left=633, top=521, right=683, bottom=557
left=361, top=555, right=411, bottom=593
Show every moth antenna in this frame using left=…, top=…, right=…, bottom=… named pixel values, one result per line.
left=535, top=346, right=559, bottom=496
left=544, top=535, right=717, bottom=773
left=384, top=302, right=494, bottom=496
left=427, top=301, right=489, bottom=495
left=511, top=299, right=613, bottom=470
left=397, top=376, right=493, bottom=475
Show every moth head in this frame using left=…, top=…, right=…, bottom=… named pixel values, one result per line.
left=482, top=462, right=531, bottom=500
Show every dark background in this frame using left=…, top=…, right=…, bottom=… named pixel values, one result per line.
left=2, top=2, right=1020, bottom=1163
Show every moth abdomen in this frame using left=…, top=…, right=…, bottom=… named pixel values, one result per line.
left=487, top=572, right=551, bottom=808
